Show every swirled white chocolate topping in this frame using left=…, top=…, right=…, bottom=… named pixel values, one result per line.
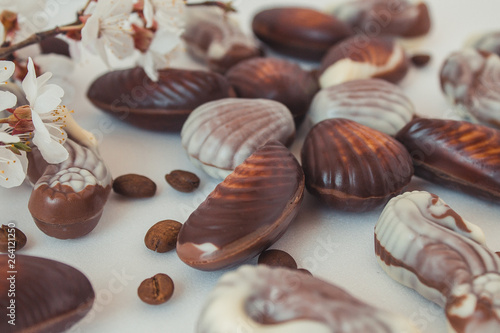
left=375, top=191, right=500, bottom=333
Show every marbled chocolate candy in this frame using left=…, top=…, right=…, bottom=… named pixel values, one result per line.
left=466, top=31, right=500, bottom=56
left=332, top=0, right=431, bottom=38
left=301, top=118, right=413, bottom=211
left=319, top=36, right=409, bottom=88
left=375, top=191, right=500, bottom=333
left=181, top=98, right=295, bottom=179
left=197, top=265, right=420, bottom=332
left=252, top=7, right=352, bottom=61
left=440, top=49, right=500, bottom=128
left=309, top=79, right=415, bottom=135
left=226, top=57, right=319, bottom=125
left=0, top=254, right=94, bottom=333
left=87, top=67, right=235, bottom=131
left=27, top=138, right=112, bottom=239
left=177, top=141, right=304, bottom=271
left=183, top=7, right=262, bottom=73
left=396, top=118, right=500, bottom=201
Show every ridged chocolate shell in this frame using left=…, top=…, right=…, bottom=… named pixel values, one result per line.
left=0, top=254, right=94, bottom=333
left=301, top=118, right=413, bottom=211
left=319, top=37, right=409, bottom=88
left=309, top=79, right=415, bottom=135
left=177, top=141, right=305, bottom=271
left=252, top=7, right=352, bottom=61
left=396, top=118, right=500, bottom=201
left=226, top=57, right=319, bottom=125
left=466, top=31, right=500, bottom=56
left=183, top=7, right=262, bottom=73
left=28, top=139, right=112, bottom=239
left=332, top=0, right=431, bottom=38
left=87, top=67, right=235, bottom=131
left=181, top=98, right=295, bottom=179
left=440, top=49, right=500, bottom=128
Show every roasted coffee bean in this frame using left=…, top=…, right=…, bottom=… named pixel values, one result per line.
left=145, top=220, right=182, bottom=253
left=113, top=174, right=157, bottom=198
left=0, top=224, right=27, bottom=252
left=165, top=170, right=200, bottom=193
left=258, top=249, right=297, bottom=269
left=411, top=54, right=431, bottom=67
left=138, top=273, right=175, bottom=305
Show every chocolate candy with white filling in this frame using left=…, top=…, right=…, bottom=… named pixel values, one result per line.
left=226, top=57, right=319, bottom=125
left=87, top=67, right=235, bottom=131
left=0, top=254, right=94, bottom=333
left=252, top=7, right=352, bottom=61
left=301, top=118, right=413, bottom=211
left=27, top=138, right=112, bottom=239
left=177, top=141, right=305, bottom=271
left=197, top=265, right=420, bottom=332
left=375, top=191, right=500, bottom=333
left=396, top=118, right=500, bottom=201
left=183, top=7, right=262, bottom=73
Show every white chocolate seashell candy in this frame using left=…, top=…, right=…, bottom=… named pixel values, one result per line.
left=181, top=98, right=295, bottom=179
left=309, top=79, right=415, bottom=135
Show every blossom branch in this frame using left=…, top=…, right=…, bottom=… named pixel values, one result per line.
left=186, top=1, right=236, bottom=13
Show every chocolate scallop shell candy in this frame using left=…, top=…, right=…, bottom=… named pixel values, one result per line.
left=396, top=118, right=500, bottom=201
left=87, top=67, right=235, bottom=131
left=226, top=57, right=319, bottom=125
left=301, top=118, right=413, bottom=211
left=181, top=98, right=295, bottom=179
left=465, top=31, right=500, bottom=56
left=252, top=7, right=352, bottom=61
left=183, top=7, right=262, bottom=73
left=177, top=141, right=305, bottom=271
left=309, top=79, right=415, bottom=136
left=0, top=254, right=94, bottom=333
left=319, top=36, right=410, bottom=88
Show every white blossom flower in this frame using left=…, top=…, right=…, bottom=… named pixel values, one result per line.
left=0, top=128, right=27, bottom=188
left=22, top=57, right=68, bottom=164
left=144, top=0, right=185, bottom=32
left=81, top=0, right=135, bottom=66
left=138, top=28, right=182, bottom=81
left=0, top=21, right=4, bottom=43
left=0, top=60, right=17, bottom=111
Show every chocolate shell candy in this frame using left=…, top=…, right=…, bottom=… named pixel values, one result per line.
left=27, top=138, right=112, bottom=239
left=396, top=118, right=500, bottom=201
left=177, top=141, right=305, bottom=271
left=197, top=265, right=420, bottom=332
left=332, top=0, right=431, bottom=38
left=87, top=67, right=235, bottom=131
left=0, top=254, right=94, bottom=332
left=225, top=57, right=319, bottom=125
left=183, top=7, right=262, bottom=73
left=252, top=7, right=352, bottom=61
left=440, top=49, right=500, bottom=128
left=465, top=31, right=500, bottom=56
left=301, top=118, right=413, bottom=211
left=319, top=36, right=409, bottom=88
left=375, top=191, right=500, bottom=333
left=309, top=79, right=415, bottom=136
left=181, top=98, right=295, bottom=179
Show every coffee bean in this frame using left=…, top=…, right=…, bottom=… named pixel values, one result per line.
left=0, top=224, right=27, bottom=252
left=411, top=54, right=431, bottom=67
left=165, top=170, right=200, bottom=193
left=144, top=220, right=182, bottom=253
left=297, top=268, right=313, bottom=276
left=138, top=273, right=174, bottom=305
left=258, top=249, right=297, bottom=269
left=113, top=174, right=156, bottom=198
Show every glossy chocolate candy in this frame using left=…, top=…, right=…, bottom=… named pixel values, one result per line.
left=183, top=7, right=262, bottom=73
left=0, top=254, right=94, bottom=333
left=252, top=7, right=352, bottom=61
left=197, top=265, right=420, bottom=332
left=332, top=0, right=431, bottom=38
left=226, top=57, right=319, bottom=125
left=375, top=191, right=500, bottom=333
left=87, top=67, right=235, bottom=131
left=177, top=141, right=305, bottom=271
left=319, top=36, right=409, bottom=88
left=301, top=118, right=413, bottom=211
left=27, top=138, right=112, bottom=239
left=396, top=118, right=500, bottom=201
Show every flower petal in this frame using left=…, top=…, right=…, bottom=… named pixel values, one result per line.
left=143, top=0, right=154, bottom=28
left=22, top=57, right=38, bottom=106
left=31, top=111, right=69, bottom=164
left=0, top=60, right=15, bottom=83
left=0, top=22, right=4, bottom=44
left=0, top=90, right=17, bottom=111
left=0, top=131, right=21, bottom=143
left=33, top=83, right=64, bottom=114
left=0, top=147, right=26, bottom=188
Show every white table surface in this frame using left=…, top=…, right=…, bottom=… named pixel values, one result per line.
left=2, top=0, right=500, bottom=332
